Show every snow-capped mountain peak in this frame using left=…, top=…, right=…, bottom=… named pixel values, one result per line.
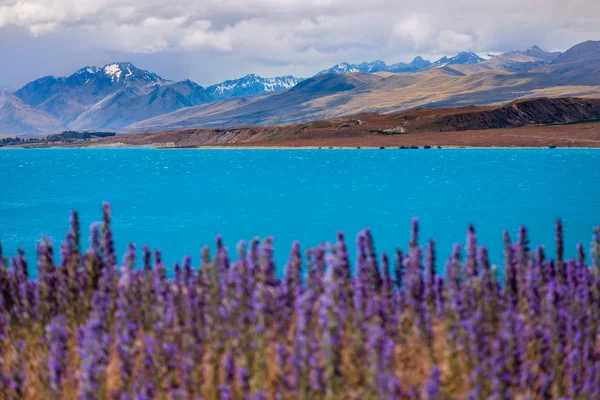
left=96, top=62, right=166, bottom=84
left=316, top=61, right=389, bottom=76
left=74, top=66, right=100, bottom=76
left=477, top=52, right=500, bottom=60
left=431, top=52, right=485, bottom=68
left=205, top=74, right=303, bottom=100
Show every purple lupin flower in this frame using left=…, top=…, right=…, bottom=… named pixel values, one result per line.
left=567, top=347, right=582, bottom=398
left=0, top=311, right=7, bottom=394
left=556, top=218, right=565, bottom=283
left=274, top=342, right=289, bottom=396
left=259, top=236, right=275, bottom=283
left=8, top=341, right=25, bottom=398
left=582, top=360, right=600, bottom=398
left=36, top=237, right=55, bottom=323
left=381, top=253, right=392, bottom=300
left=465, top=224, right=477, bottom=277
left=217, top=384, right=233, bottom=400
left=78, top=314, right=109, bottom=400
left=65, top=211, right=81, bottom=307
left=223, top=350, right=235, bottom=384
left=424, top=366, right=440, bottom=400
left=162, top=341, right=179, bottom=394
left=84, top=222, right=103, bottom=300
left=215, top=235, right=230, bottom=277
left=134, top=335, right=156, bottom=400
left=308, top=350, right=323, bottom=394
left=291, top=290, right=312, bottom=395
left=319, top=272, right=341, bottom=398
left=425, top=239, right=436, bottom=311
left=180, top=290, right=201, bottom=396
left=434, top=276, right=445, bottom=318
left=335, top=231, right=350, bottom=280
left=366, top=322, right=399, bottom=398
left=394, top=248, right=404, bottom=291
left=238, top=366, right=250, bottom=396
left=249, top=391, right=267, bottom=400
left=116, top=319, right=137, bottom=400
left=283, top=241, right=302, bottom=310
left=591, top=227, right=600, bottom=272
left=379, top=253, right=397, bottom=336
left=46, top=315, right=68, bottom=397
left=100, top=202, right=116, bottom=268
left=116, top=250, right=138, bottom=400
left=142, top=245, right=151, bottom=272
left=409, top=217, right=419, bottom=249
left=57, top=242, right=72, bottom=316
left=534, top=328, right=554, bottom=399
left=0, top=244, right=8, bottom=316
left=526, top=253, right=542, bottom=320
left=489, top=333, right=512, bottom=400
left=502, top=231, right=518, bottom=311
left=363, top=228, right=382, bottom=292
left=307, top=244, right=326, bottom=293
left=182, top=255, right=193, bottom=286
left=353, top=231, right=369, bottom=321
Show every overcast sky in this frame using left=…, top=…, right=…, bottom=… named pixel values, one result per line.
left=0, top=0, right=599, bottom=89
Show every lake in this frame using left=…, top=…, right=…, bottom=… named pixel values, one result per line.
left=0, top=148, right=598, bottom=277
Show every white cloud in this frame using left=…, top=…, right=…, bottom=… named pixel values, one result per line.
left=436, top=30, right=474, bottom=54
left=393, top=14, right=434, bottom=51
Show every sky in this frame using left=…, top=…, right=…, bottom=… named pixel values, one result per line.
left=0, top=0, right=599, bottom=89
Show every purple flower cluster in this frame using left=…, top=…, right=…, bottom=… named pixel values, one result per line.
left=0, top=204, right=599, bottom=399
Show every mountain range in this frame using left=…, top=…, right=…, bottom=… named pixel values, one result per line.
left=2, top=41, right=600, bottom=135
left=2, top=63, right=303, bottom=134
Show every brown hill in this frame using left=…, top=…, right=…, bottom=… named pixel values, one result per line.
left=27, top=97, right=598, bottom=148
left=126, top=48, right=600, bottom=133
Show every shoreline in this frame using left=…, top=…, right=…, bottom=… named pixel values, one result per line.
left=3, top=144, right=600, bottom=150
left=4, top=120, right=600, bottom=150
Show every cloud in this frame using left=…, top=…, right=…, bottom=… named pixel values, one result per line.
left=436, top=30, right=474, bottom=54
left=0, top=0, right=600, bottom=87
left=393, top=14, right=434, bottom=51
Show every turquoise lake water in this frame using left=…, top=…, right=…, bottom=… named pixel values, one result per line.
left=0, top=148, right=598, bottom=276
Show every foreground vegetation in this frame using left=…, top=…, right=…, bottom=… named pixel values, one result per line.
left=1, top=204, right=599, bottom=399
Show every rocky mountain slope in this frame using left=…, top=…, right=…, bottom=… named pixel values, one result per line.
left=481, top=46, right=561, bottom=72
left=0, top=91, right=64, bottom=135
left=10, top=63, right=303, bottom=133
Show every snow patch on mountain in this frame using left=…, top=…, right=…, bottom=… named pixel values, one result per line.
left=477, top=52, right=501, bottom=60
left=214, top=82, right=238, bottom=95
left=206, top=74, right=303, bottom=100
left=104, top=64, right=122, bottom=81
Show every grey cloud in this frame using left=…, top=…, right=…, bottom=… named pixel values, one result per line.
left=0, top=0, right=599, bottom=88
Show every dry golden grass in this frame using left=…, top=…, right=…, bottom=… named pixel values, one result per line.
left=0, top=318, right=481, bottom=400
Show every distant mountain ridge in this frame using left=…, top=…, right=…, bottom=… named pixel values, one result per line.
left=481, top=46, right=562, bottom=72
left=11, top=63, right=304, bottom=132
left=429, top=52, right=485, bottom=68
left=316, top=47, right=561, bottom=76
left=204, top=74, right=303, bottom=101
left=125, top=40, right=600, bottom=133
left=4, top=41, right=600, bottom=136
